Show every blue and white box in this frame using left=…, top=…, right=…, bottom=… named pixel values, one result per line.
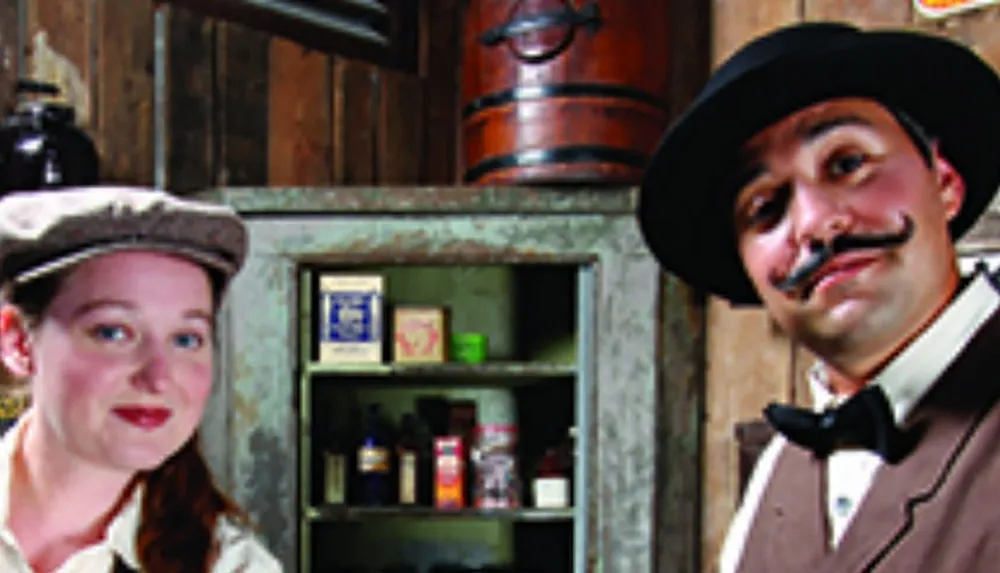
left=318, top=274, right=385, bottom=364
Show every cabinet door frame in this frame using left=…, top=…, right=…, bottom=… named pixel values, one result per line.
left=201, top=187, right=663, bottom=573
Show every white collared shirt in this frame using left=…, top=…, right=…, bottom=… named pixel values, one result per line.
left=719, top=272, right=1000, bottom=573
left=0, top=414, right=284, bottom=572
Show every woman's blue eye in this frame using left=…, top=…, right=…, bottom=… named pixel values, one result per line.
left=174, top=333, right=204, bottom=350
left=93, top=325, right=128, bottom=342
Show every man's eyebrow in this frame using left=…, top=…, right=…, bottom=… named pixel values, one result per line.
left=799, top=114, right=873, bottom=142
left=730, top=114, right=874, bottom=205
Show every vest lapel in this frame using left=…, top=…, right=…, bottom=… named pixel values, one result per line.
left=737, top=442, right=828, bottom=572
left=816, top=310, right=1000, bottom=573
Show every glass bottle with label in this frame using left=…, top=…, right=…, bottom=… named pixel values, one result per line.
left=322, top=419, right=348, bottom=506
left=357, top=403, right=392, bottom=505
left=396, top=413, right=419, bottom=505
left=532, top=427, right=575, bottom=509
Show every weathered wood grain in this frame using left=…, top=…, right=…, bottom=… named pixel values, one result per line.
left=166, top=6, right=214, bottom=193
left=332, top=58, right=378, bottom=184
left=268, top=38, right=330, bottom=186
left=217, top=21, right=269, bottom=186
left=803, top=0, right=912, bottom=26
left=94, top=0, right=155, bottom=185
left=377, top=68, right=424, bottom=185
left=712, top=0, right=800, bottom=66
left=418, top=0, right=460, bottom=183
left=24, top=0, right=92, bottom=129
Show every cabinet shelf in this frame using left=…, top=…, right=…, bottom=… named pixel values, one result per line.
left=305, top=505, right=574, bottom=523
left=305, top=362, right=576, bottom=379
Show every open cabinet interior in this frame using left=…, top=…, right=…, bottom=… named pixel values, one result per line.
left=297, top=262, right=587, bottom=573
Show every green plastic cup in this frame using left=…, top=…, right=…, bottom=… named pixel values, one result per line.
left=450, top=333, right=488, bottom=363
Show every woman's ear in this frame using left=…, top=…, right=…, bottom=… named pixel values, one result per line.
left=0, top=305, right=34, bottom=379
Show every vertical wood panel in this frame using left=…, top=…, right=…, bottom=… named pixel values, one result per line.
left=332, top=58, right=378, bottom=184
left=377, top=69, right=424, bottom=185
left=0, top=0, right=19, bottom=116
left=24, top=0, right=92, bottom=129
left=712, top=0, right=801, bottom=65
left=94, top=0, right=155, bottom=185
left=803, top=0, right=912, bottom=25
left=166, top=6, right=215, bottom=193
left=268, top=38, right=330, bottom=186
left=419, top=0, right=460, bottom=184
left=217, top=22, right=269, bottom=186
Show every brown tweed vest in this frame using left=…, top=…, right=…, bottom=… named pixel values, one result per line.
left=736, top=306, right=1000, bottom=573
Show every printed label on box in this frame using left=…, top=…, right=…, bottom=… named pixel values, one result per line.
left=318, top=274, right=384, bottom=364
left=322, top=291, right=381, bottom=343
left=435, top=436, right=465, bottom=509
left=393, top=307, right=447, bottom=363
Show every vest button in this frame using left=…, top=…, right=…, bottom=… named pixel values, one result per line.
left=835, top=495, right=853, bottom=516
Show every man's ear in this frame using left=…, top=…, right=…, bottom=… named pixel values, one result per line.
left=931, top=144, right=966, bottom=222
left=0, top=305, right=34, bottom=379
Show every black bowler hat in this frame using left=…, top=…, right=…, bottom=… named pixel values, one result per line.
left=637, top=22, right=1000, bottom=305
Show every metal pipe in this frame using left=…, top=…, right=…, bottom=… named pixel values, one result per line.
left=153, top=5, right=168, bottom=190
left=575, top=264, right=597, bottom=573
left=235, top=0, right=389, bottom=46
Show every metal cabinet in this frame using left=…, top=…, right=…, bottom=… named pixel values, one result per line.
left=199, top=187, right=664, bottom=572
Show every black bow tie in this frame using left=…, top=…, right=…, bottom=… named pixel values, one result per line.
left=763, top=385, right=916, bottom=463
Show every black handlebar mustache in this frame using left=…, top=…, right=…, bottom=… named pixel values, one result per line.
left=771, top=214, right=915, bottom=294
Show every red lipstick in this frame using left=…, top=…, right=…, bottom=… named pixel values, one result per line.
left=113, top=406, right=172, bottom=430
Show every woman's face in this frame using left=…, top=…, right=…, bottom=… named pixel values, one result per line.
left=5, top=251, right=216, bottom=471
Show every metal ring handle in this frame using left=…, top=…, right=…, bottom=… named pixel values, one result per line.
left=478, top=1, right=601, bottom=47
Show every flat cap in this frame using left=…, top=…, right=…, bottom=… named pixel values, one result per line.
left=0, top=186, right=247, bottom=286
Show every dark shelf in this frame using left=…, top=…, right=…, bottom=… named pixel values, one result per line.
left=305, top=505, right=575, bottom=523
left=306, top=362, right=576, bottom=380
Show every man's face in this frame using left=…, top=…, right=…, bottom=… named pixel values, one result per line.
left=734, top=97, right=965, bottom=374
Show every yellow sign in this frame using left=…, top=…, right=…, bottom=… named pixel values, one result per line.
left=915, top=0, right=1000, bottom=18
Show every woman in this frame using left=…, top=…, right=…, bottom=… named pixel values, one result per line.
left=0, top=187, right=282, bottom=572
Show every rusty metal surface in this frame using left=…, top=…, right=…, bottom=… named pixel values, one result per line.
left=197, top=186, right=638, bottom=214
left=204, top=187, right=664, bottom=572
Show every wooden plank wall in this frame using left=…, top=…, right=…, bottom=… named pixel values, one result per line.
left=703, top=3, right=1000, bottom=572
left=0, top=0, right=461, bottom=194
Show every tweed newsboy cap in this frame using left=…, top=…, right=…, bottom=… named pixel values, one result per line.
left=0, top=186, right=247, bottom=285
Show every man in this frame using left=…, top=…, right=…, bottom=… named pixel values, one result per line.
left=637, top=22, right=1000, bottom=573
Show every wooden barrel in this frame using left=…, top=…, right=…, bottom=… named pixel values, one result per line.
left=461, top=0, right=671, bottom=186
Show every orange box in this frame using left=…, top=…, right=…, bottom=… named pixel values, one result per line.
left=434, top=436, right=465, bottom=509
left=393, top=306, right=448, bottom=363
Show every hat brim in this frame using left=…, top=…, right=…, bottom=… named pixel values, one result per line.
left=638, top=31, right=1000, bottom=305
left=11, top=241, right=239, bottom=286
